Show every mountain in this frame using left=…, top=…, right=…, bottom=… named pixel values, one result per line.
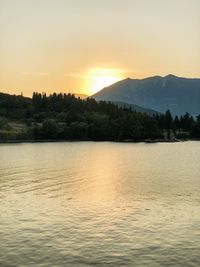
left=92, top=75, right=200, bottom=116
left=111, top=101, right=160, bottom=115
left=74, top=93, right=88, bottom=99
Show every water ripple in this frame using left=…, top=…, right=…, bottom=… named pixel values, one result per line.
left=0, top=142, right=200, bottom=266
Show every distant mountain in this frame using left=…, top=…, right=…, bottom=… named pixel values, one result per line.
left=112, top=101, right=160, bottom=115
left=92, top=75, right=200, bottom=116
left=74, top=93, right=88, bottom=99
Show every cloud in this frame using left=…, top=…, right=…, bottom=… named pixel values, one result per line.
left=65, top=73, right=88, bottom=79
left=22, top=72, right=32, bottom=76
left=21, top=72, right=50, bottom=76
left=65, top=67, right=132, bottom=80
left=38, top=72, right=50, bottom=76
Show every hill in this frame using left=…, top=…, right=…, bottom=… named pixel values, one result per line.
left=92, top=75, right=200, bottom=116
left=0, top=91, right=200, bottom=141
left=112, top=101, right=160, bottom=115
left=74, top=93, right=88, bottom=99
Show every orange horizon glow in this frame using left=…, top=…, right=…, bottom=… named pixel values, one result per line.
left=82, top=68, right=124, bottom=95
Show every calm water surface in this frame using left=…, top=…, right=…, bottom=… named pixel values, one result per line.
left=0, top=142, right=200, bottom=266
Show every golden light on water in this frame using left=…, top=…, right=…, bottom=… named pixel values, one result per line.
left=85, top=68, right=124, bottom=95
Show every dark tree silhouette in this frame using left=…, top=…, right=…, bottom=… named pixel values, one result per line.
left=0, top=91, right=199, bottom=141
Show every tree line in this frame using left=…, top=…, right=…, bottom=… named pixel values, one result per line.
left=0, top=92, right=200, bottom=141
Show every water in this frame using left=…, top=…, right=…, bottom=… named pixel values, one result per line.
left=0, top=141, right=200, bottom=267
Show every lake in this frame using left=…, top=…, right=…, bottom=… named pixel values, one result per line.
left=0, top=142, right=200, bottom=266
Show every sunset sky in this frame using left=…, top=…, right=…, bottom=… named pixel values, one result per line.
left=0, top=0, right=200, bottom=96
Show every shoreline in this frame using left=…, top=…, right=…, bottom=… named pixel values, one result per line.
left=0, top=138, right=199, bottom=144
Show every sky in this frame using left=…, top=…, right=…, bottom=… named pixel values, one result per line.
left=0, top=0, right=200, bottom=96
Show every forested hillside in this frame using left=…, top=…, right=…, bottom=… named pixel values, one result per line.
left=0, top=92, right=200, bottom=141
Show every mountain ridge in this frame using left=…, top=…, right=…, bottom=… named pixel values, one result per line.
left=92, top=74, right=200, bottom=116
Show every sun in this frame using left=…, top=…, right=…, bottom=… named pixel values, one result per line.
left=86, top=68, right=123, bottom=95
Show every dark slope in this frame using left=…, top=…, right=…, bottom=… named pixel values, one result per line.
left=92, top=75, right=200, bottom=116
left=112, top=101, right=160, bottom=115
